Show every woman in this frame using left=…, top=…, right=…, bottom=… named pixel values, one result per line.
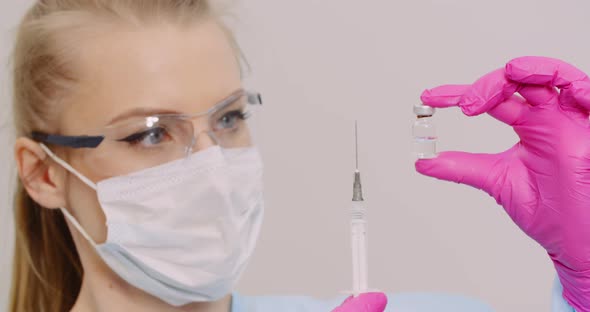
left=9, top=1, right=385, bottom=311
left=7, top=1, right=589, bottom=311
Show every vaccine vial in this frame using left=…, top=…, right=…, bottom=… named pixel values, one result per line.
left=413, top=104, right=437, bottom=159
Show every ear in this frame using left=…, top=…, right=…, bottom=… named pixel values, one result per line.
left=15, top=138, right=67, bottom=209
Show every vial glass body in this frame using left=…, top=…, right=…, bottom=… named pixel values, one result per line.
left=413, top=116, right=437, bottom=159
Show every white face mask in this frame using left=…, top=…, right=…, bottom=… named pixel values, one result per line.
left=40, top=144, right=264, bottom=306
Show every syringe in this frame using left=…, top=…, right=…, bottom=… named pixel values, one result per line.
left=351, top=121, right=368, bottom=296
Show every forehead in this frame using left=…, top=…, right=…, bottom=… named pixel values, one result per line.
left=60, top=19, right=241, bottom=134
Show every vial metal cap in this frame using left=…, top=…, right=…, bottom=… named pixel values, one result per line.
left=414, top=104, right=435, bottom=117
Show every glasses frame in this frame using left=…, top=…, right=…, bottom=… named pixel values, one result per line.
left=32, top=89, right=262, bottom=149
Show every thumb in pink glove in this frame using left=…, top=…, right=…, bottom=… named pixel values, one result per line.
left=416, top=56, right=590, bottom=311
left=331, top=293, right=388, bottom=312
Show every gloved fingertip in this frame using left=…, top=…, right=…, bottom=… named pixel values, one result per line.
left=420, top=88, right=433, bottom=102
left=420, top=89, right=441, bottom=107
left=420, top=85, right=470, bottom=108
left=415, top=152, right=471, bottom=184
left=504, top=60, right=518, bottom=80
left=415, top=158, right=437, bottom=175
left=570, top=80, right=590, bottom=110
left=505, top=57, right=545, bottom=84
left=506, top=56, right=588, bottom=87
left=363, top=292, right=388, bottom=310
left=505, top=56, right=535, bottom=76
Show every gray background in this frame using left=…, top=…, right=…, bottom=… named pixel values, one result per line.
left=2, top=1, right=590, bottom=311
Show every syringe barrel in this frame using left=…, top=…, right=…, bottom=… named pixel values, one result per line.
left=351, top=201, right=368, bottom=294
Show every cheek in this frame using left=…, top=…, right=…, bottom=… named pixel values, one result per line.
left=65, top=175, right=108, bottom=244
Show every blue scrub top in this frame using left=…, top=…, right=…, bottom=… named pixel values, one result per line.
left=231, top=277, right=576, bottom=312
left=232, top=292, right=494, bottom=311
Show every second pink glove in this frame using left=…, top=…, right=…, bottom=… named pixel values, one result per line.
left=416, top=56, right=590, bottom=311
left=331, top=293, right=387, bottom=312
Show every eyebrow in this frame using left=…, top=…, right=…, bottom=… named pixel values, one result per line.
left=107, top=107, right=181, bottom=125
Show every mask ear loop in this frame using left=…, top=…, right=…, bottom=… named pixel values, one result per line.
left=39, top=144, right=98, bottom=191
left=38, top=143, right=99, bottom=247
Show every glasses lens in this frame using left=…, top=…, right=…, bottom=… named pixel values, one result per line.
left=87, top=116, right=194, bottom=176
left=208, top=93, right=258, bottom=149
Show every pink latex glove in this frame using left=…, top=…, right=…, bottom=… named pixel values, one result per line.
left=416, top=56, right=590, bottom=311
left=332, top=293, right=388, bottom=312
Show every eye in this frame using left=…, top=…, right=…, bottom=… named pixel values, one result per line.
left=118, top=127, right=171, bottom=147
left=215, top=110, right=249, bottom=131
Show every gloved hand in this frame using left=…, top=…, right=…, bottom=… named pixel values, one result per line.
left=416, top=56, right=590, bottom=311
left=332, top=293, right=388, bottom=312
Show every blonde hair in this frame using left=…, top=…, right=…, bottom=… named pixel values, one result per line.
left=9, top=1, right=239, bottom=311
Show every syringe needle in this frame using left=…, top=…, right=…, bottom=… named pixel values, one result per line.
left=355, top=120, right=359, bottom=171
